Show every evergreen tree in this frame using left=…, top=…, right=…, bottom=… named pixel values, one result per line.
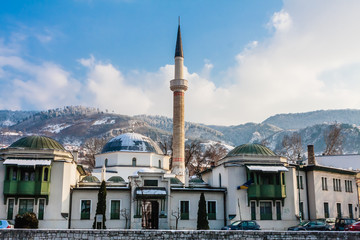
left=93, top=180, right=107, bottom=229
left=197, top=192, right=209, bottom=230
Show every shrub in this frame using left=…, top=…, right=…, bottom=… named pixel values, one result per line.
left=15, top=212, right=39, bottom=229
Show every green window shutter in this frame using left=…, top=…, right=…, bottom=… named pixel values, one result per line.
left=180, top=201, right=189, bottom=220
left=207, top=201, right=216, bottom=220
left=81, top=200, right=91, bottom=220
left=7, top=199, right=14, bottom=220
left=111, top=200, right=120, bottom=219
left=38, top=199, right=45, bottom=220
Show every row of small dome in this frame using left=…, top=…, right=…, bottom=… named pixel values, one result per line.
left=81, top=175, right=206, bottom=186
left=7, top=133, right=277, bottom=157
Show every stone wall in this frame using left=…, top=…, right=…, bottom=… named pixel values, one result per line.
left=1, top=229, right=360, bottom=240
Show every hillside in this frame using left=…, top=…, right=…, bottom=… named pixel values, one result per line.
left=1, top=106, right=360, bottom=155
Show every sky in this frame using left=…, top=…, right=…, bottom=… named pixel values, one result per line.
left=1, top=0, right=360, bottom=126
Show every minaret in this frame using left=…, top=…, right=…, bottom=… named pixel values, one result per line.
left=170, top=22, right=188, bottom=183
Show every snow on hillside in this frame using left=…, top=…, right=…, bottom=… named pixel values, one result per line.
left=92, top=117, right=116, bottom=125
left=42, top=124, right=71, bottom=133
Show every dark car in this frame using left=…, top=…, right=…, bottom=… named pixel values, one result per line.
left=345, top=221, right=360, bottom=231
left=335, top=218, right=356, bottom=231
left=222, top=220, right=260, bottom=230
left=288, top=220, right=332, bottom=231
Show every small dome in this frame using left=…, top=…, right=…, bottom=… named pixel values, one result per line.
left=107, top=176, right=125, bottom=183
left=101, top=133, right=163, bottom=154
left=81, top=176, right=100, bottom=183
left=227, top=143, right=276, bottom=157
left=170, top=177, right=182, bottom=185
left=9, top=136, right=65, bottom=151
left=189, top=177, right=206, bottom=184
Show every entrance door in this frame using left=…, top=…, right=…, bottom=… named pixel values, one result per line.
left=142, top=201, right=159, bottom=229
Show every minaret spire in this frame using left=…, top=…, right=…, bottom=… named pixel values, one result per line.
left=170, top=20, right=188, bottom=184
left=175, top=18, right=183, bottom=58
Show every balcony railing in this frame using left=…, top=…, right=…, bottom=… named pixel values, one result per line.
left=3, top=180, right=50, bottom=196
left=248, top=184, right=286, bottom=199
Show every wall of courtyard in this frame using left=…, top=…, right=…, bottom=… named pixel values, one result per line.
left=1, top=229, right=360, bottom=240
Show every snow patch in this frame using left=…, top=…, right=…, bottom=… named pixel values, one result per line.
left=1, top=120, right=16, bottom=126
left=43, top=124, right=71, bottom=133
left=92, top=117, right=115, bottom=126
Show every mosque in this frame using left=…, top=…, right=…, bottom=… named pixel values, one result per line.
left=0, top=24, right=358, bottom=230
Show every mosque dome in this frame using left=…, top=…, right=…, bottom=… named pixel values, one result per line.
left=226, top=143, right=276, bottom=157
left=101, top=132, right=163, bottom=154
left=107, top=176, right=125, bottom=183
left=9, top=136, right=65, bottom=151
left=81, top=175, right=100, bottom=183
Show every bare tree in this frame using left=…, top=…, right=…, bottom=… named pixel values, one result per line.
left=171, top=208, right=181, bottom=230
left=120, top=208, right=131, bottom=229
left=186, top=141, right=228, bottom=177
left=158, top=137, right=173, bottom=168
left=82, top=137, right=108, bottom=171
left=280, top=132, right=303, bottom=163
left=323, top=124, right=343, bottom=155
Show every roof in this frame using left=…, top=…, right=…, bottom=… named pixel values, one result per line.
left=107, top=176, right=125, bottom=183
left=246, top=165, right=288, bottom=172
left=175, top=25, right=183, bottom=58
left=3, top=159, right=51, bottom=166
left=312, top=154, right=360, bottom=171
left=81, top=175, right=100, bottom=183
left=101, top=132, right=163, bottom=154
left=9, top=136, right=65, bottom=151
left=226, top=143, right=276, bottom=157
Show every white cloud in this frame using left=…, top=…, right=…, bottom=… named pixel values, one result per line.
left=3, top=1, right=360, bottom=126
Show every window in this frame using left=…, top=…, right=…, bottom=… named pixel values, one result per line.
left=38, top=199, right=45, bottom=220
left=337, top=203, right=342, bottom=218
left=207, top=201, right=216, bottom=220
left=324, top=202, right=329, bottom=218
left=19, top=199, right=34, bottom=215
left=345, top=180, right=353, bottom=193
left=260, top=202, right=272, bottom=220
left=132, top=157, right=137, bottom=166
left=81, top=200, right=91, bottom=220
left=297, top=176, right=303, bottom=189
left=105, top=158, right=108, bottom=167
left=333, top=178, right=342, bottom=192
left=180, top=201, right=189, bottom=220
left=7, top=199, right=14, bottom=220
left=110, top=200, right=121, bottom=220
left=144, top=180, right=158, bottom=186
left=12, top=169, right=17, bottom=180
left=219, top=174, right=222, bottom=187
left=251, top=202, right=256, bottom=220
left=299, top=202, right=304, bottom=220
left=276, top=202, right=281, bottom=220
left=322, top=177, right=328, bottom=190
left=21, top=169, right=35, bottom=181
left=158, top=160, right=161, bottom=168
left=44, top=168, right=49, bottom=181
left=349, top=204, right=353, bottom=219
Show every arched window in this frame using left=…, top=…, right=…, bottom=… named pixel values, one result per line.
left=105, top=158, right=108, bottom=167
left=158, top=160, right=161, bottom=168
left=219, top=173, right=222, bottom=187
left=132, top=157, right=137, bottom=166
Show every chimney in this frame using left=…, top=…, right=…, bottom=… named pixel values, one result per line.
left=307, top=145, right=316, bottom=165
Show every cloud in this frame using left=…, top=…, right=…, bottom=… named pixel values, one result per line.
left=3, top=1, right=360, bottom=126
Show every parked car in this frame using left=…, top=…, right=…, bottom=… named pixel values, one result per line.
left=288, top=220, right=332, bottom=231
left=345, top=221, right=360, bottom=231
left=317, top=218, right=336, bottom=230
left=335, top=218, right=356, bottom=231
left=222, top=220, right=260, bottom=230
left=0, top=220, right=14, bottom=229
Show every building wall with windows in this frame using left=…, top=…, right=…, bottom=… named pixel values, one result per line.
left=306, top=166, right=358, bottom=220
left=169, top=190, right=225, bottom=230
left=71, top=188, right=131, bottom=229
